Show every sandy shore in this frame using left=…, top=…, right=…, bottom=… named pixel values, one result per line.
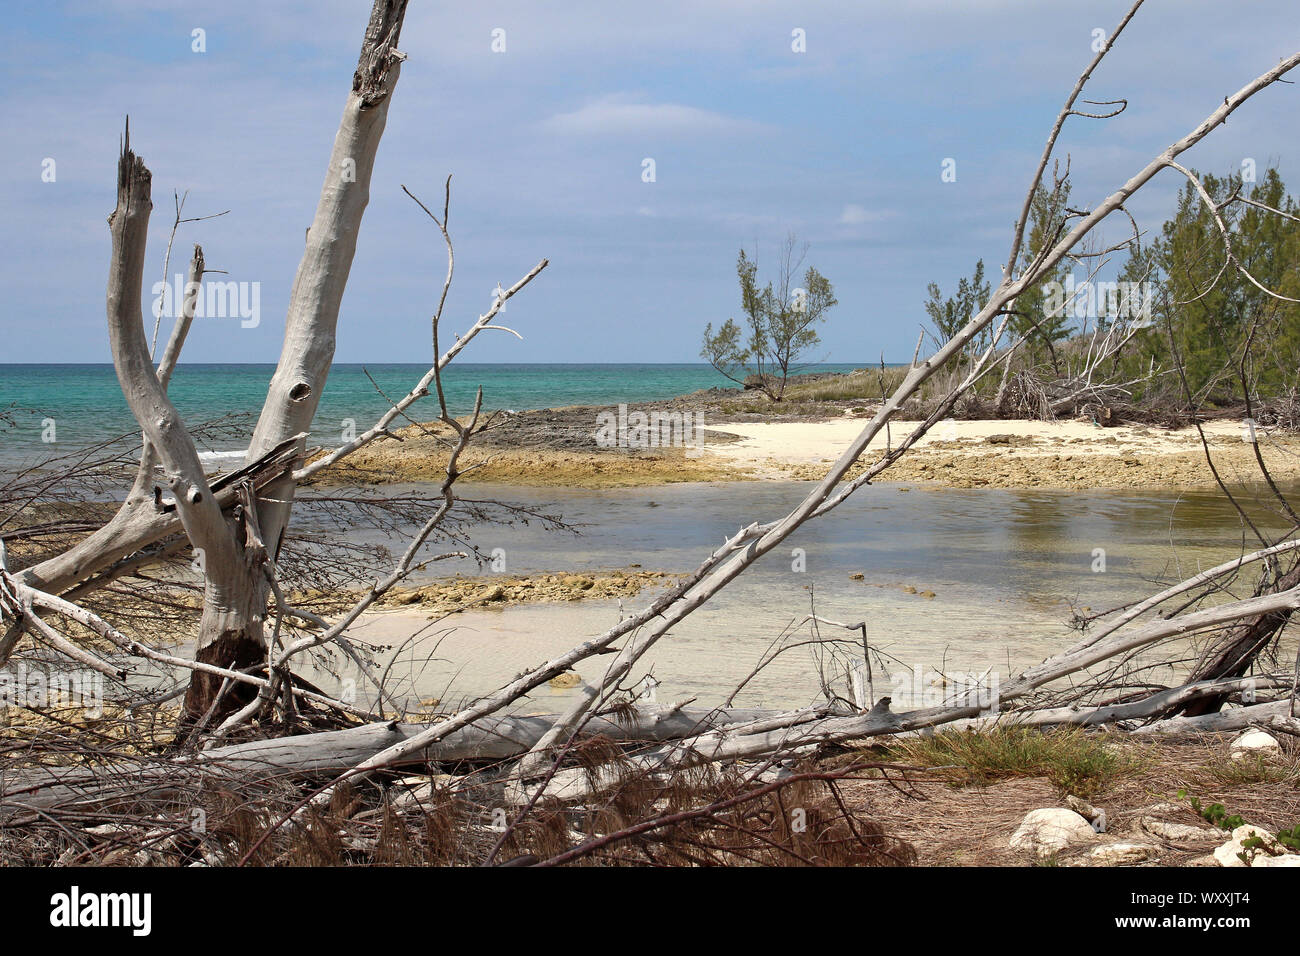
left=705, top=416, right=1300, bottom=489
left=318, top=411, right=1300, bottom=491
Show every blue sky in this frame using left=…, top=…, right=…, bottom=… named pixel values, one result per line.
left=2, top=0, right=1297, bottom=364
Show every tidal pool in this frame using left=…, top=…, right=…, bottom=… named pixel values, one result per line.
left=300, top=479, right=1296, bottom=714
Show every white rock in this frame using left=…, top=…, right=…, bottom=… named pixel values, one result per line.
left=1230, top=729, right=1281, bottom=759
left=1137, top=817, right=1220, bottom=844
left=1213, top=824, right=1283, bottom=867
left=1088, top=843, right=1160, bottom=866
left=1252, top=854, right=1300, bottom=867
left=1140, top=802, right=1185, bottom=815
left=1009, top=808, right=1097, bottom=857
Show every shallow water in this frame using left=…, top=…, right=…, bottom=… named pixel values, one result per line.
left=296, top=479, right=1295, bottom=714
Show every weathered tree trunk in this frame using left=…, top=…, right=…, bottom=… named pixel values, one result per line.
left=1177, top=561, right=1300, bottom=717
left=178, top=1, right=412, bottom=718
left=242, top=0, right=409, bottom=562
left=11, top=4, right=413, bottom=727
left=0, top=706, right=775, bottom=823
left=105, top=131, right=263, bottom=725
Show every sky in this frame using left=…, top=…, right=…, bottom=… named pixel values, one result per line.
left=2, top=0, right=1298, bottom=364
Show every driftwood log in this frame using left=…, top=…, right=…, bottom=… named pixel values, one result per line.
left=0, top=706, right=777, bottom=823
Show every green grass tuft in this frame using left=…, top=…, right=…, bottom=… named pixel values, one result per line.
left=887, top=726, right=1129, bottom=798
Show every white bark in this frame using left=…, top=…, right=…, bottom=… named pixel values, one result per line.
left=1133, top=699, right=1294, bottom=736
left=241, top=0, right=409, bottom=577
left=0, top=706, right=775, bottom=823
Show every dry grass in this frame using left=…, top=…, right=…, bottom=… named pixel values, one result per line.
left=833, top=732, right=1300, bottom=866
left=781, top=367, right=910, bottom=404
left=7, top=704, right=1300, bottom=867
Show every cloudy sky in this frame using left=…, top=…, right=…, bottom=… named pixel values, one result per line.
left=3, top=0, right=1297, bottom=364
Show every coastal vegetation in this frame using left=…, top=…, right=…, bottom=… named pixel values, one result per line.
left=700, top=233, right=838, bottom=402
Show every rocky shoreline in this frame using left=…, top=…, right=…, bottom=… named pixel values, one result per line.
left=308, top=377, right=1300, bottom=491
left=372, top=568, right=679, bottom=613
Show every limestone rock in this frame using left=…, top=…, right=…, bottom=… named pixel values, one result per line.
left=1137, top=817, right=1219, bottom=844
left=1088, top=843, right=1160, bottom=866
left=1009, top=808, right=1097, bottom=856
left=1230, top=729, right=1281, bottom=759
left=1213, top=824, right=1284, bottom=867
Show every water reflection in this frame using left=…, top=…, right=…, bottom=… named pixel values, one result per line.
left=300, top=480, right=1296, bottom=712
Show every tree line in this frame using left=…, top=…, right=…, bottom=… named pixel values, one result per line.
left=927, top=165, right=1300, bottom=417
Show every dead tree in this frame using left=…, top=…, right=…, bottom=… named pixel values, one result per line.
left=5, top=0, right=542, bottom=724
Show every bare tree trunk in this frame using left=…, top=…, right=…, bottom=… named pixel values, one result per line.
left=242, top=0, right=409, bottom=562
left=170, top=2, right=405, bottom=721
left=173, top=1, right=413, bottom=719
left=1177, top=560, right=1300, bottom=717
left=0, top=706, right=774, bottom=823
left=105, top=130, right=263, bottom=723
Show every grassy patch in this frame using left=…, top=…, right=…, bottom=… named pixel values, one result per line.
left=712, top=397, right=852, bottom=418
left=886, top=727, right=1129, bottom=798
left=783, top=368, right=909, bottom=403
left=1194, top=750, right=1300, bottom=787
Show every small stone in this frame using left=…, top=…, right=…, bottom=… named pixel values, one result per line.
left=849, top=572, right=865, bottom=581
left=1088, top=843, right=1160, bottom=866
left=1138, top=817, right=1220, bottom=845
left=1213, top=824, right=1284, bottom=867
left=1009, top=808, right=1097, bottom=857
left=1139, top=802, right=1183, bottom=816
left=1230, top=729, right=1281, bottom=759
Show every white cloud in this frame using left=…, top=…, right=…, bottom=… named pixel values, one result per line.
left=838, top=204, right=889, bottom=225
left=541, top=94, right=764, bottom=138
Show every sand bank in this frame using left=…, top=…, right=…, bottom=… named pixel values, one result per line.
left=320, top=411, right=1300, bottom=491
left=705, top=417, right=1300, bottom=489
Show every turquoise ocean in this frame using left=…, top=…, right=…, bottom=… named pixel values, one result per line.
left=0, top=363, right=866, bottom=468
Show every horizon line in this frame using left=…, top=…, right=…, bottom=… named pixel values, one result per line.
left=0, top=360, right=896, bottom=367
